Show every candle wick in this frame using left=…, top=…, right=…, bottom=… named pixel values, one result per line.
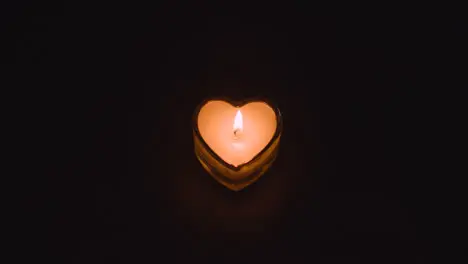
left=233, top=129, right=239, bottom=139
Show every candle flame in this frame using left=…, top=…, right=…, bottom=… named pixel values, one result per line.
left=233, top=109, right=243, bottom=133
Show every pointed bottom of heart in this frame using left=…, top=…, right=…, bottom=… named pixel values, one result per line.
left=195, top=149, right=278, bottom=191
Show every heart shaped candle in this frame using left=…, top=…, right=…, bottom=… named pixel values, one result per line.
left=193, top=99, right=282, bottom=191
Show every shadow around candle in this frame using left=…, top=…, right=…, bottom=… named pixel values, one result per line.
left=169, top=143, right=301, bottom=242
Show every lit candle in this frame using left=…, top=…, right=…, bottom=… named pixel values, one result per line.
left=193, top=99, right=282, bottom=191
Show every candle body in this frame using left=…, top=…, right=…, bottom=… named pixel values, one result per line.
left=197, top=101, right=277, bottom=167
left=193, top=100, right=282, bottom=191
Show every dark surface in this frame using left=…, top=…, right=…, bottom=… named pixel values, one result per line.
left=10, top=3, right=467, bottom=263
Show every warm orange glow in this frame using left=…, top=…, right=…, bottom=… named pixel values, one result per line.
left=233, top=109, right=243, bottom=133
left=197, top=101, right=276, bottom=166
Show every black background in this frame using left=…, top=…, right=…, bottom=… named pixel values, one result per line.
left=9, top=2, right=467, bottom=263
